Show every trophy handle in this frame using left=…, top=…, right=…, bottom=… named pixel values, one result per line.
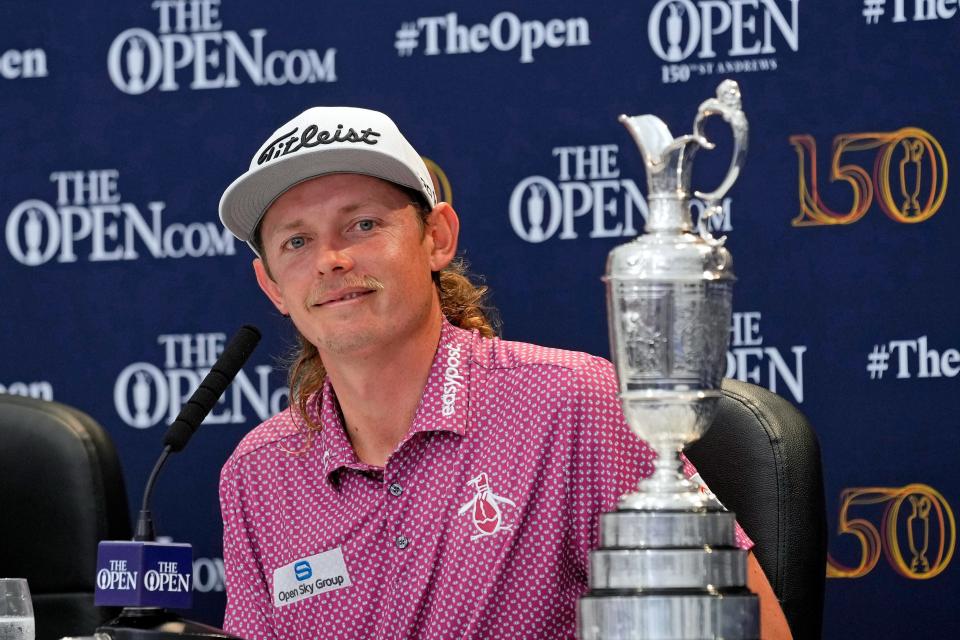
left=691, top=79, right=748, bottom=205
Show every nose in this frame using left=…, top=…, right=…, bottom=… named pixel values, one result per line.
left=313, top=243, right=354, bottom=275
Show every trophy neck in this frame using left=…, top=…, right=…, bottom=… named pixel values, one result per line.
left=643, top=137, right=697, bottom=234
left=646, top=193, right=693, bottom=234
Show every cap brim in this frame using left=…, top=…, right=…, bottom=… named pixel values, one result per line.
left=219, top=147, right=426, bottom=245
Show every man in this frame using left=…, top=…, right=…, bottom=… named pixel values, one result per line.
left=218, top=107, right=790, bottom=639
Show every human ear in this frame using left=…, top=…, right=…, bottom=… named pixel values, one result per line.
left=253, top=258, right=289, bottom=316
left=426, top=203, right=459, bottom=271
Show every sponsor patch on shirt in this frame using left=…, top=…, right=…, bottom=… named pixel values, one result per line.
left=458, top=472, right=516, bottom=541
left=272, top=547, right=351, bottom=607
left=441, top=343, right=464, bottom=416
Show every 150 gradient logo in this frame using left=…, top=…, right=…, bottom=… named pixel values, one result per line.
left=790, top=127, right=948, bottom=226
left=828, top=484, right=955, bottom=579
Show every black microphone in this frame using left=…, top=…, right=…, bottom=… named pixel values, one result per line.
left=95, top=325, right=261, bottom=640
left=164, top=324, right=262, bottom=452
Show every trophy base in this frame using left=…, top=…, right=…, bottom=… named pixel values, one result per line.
left=600, top=509, right=735, bottom=548
left=577, top=589, right=759, bottom=640
left=579, top=508, right=758, bottom=639
left=591, top=547, right=746, bottom=590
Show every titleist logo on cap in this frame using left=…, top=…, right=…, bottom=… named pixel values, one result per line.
left=257, top=124, right=382, bottom=166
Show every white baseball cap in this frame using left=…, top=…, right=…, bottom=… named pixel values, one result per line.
left=219, top=106, right=438, bottom=252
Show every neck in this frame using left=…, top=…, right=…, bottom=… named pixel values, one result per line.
left=322, top=307, right=444, bottom=467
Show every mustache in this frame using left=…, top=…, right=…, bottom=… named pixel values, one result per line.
left=306, top=274, right=385, bottom=306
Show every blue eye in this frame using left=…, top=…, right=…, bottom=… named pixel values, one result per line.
left=355, top=219, right=376, bottom=232
left=286, top=236, right=305, bottom=249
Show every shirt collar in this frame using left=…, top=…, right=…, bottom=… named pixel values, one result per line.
left=316, top=382, right=364, bottom=483
left=316, top=318, right=476, bottom=484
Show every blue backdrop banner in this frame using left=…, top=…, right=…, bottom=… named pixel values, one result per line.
left=2, top=1, right=956, bottom=636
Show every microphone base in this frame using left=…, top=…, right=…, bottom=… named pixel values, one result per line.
left=96, top=607, right=242, bottom=639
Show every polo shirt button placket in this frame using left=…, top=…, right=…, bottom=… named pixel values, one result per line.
left=386, top=478, right=409, bottom=549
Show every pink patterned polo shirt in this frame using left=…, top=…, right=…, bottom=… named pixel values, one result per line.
left=219, top=321, right=751, bottom=639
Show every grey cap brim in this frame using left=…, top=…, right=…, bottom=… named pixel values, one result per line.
left=219, top=147, right=428, bottom=247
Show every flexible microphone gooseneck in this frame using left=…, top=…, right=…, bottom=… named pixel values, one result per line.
left=134, top=325, right=261, bottom=541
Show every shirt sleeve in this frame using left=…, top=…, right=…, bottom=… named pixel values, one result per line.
left=681, top=455, right=754, bottom=550
left=219, top=456, right=277, bottom=639
left=567, top=356, right=658, bottom=575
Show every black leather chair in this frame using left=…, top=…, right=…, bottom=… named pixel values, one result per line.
left=0, top=394, right=132, bottom=640
left=685, top=379, right=827, bottom=640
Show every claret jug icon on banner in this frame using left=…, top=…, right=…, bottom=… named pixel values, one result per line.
left=577, top=80, right=758, bottom=639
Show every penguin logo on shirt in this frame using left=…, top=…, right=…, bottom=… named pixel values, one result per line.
left=458, top=472, right=516, bottom=541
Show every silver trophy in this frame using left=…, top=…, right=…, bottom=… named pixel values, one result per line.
left=578, top=80, right=758, bottom=639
